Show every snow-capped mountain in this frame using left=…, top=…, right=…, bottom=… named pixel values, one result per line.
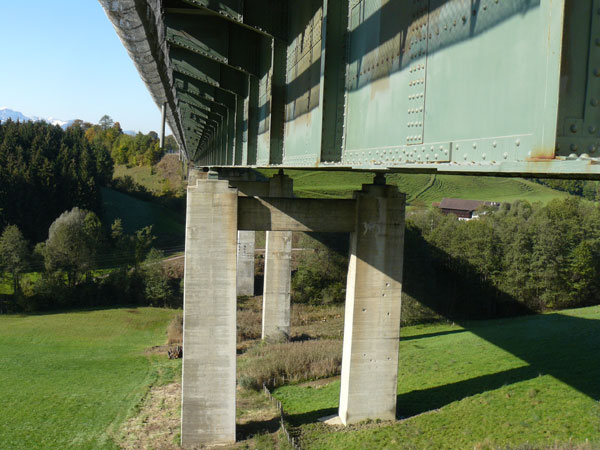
left=0, top=108, right=30, bottom=124
left=0, top=108, right=75, bottom=130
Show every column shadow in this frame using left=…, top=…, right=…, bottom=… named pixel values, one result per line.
left=285, top=226, right=600, bottom=426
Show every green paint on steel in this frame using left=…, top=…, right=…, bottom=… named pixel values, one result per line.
left=102, top=0, right=600, bottom=177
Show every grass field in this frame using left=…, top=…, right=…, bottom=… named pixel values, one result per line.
left=1, top=305, right=598, bottom=448
left=259, top=170, right=569, bottom=204
left=101, top=187, right=184, bottom=244
left=0, top=308, right=180, bottom=449
left=113, top=165, right=168, bottom=194
left=273, top=305, right=600, bottom=449
left=114, top=157, right=186, bottom=195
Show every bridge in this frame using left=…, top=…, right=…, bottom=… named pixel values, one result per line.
left=100, top=0, right=599, bottom=446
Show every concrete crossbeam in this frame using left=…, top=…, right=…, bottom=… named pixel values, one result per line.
left=237, top=197, right=356, bottom=232
left=229, top=180, right=270, bottom=197
left=237, top=231, right=255, bottom=296
left=181, top=175, right=238, bottom=447
left=338, top=183, right=406, bottom=425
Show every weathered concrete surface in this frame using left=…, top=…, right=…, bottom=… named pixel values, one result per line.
left=262, top=172, right=294, bottom=340
left=181, top=175, right=238, bottom=447
left=338, top=183, right=406, bottom=425
left=229, top=180, right=270, bottom=197
left=237, top=231, right=255, bottom=296
left=237, top=197, right=356, bottom=232
left=262, top=230, right=292, bottom=339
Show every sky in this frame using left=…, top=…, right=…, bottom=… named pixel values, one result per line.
left=0, top=1, right=168, bottom=134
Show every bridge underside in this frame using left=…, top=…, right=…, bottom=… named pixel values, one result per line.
left=102, top=0, right=600, bottom=178
left=100, top=1, right=600, bottom=447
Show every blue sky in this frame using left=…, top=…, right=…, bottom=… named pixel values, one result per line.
left=0, top=1, right=166, bottom=134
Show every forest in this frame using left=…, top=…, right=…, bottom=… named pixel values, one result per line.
left=0, top=119, right=181, bottom=314
left=2, top=118, right=600, bottom=319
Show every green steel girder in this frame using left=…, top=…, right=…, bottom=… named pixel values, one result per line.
left=181, top=92, right=235, bottom=165
left=177, top=88, right=230, bottom=119
left=175, top=76, right=238, bottom=164
left=103, top=0, right=600, bottom=178
left=166, top=0, right=244, bottom=22
left=183, top=105, right=212, bottom=124
left=180, top=105, right=216, bottom=134
left=174, top=72, right=237, bottom=111
left=165, top=12, right=264, bottom=77
left=170, top=47, right=249, bottom=98
left=179, top=96, right=228, bottom=138
left=183, top=99, right=226, bottom=125
left=174, top=70, right=247, bottom=165
left=168, top=0, right=288, bottom=41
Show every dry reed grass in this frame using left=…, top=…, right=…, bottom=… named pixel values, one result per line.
left=237, top=308, right=262, bottom=342
left=238, top=339, right=342, bottom=390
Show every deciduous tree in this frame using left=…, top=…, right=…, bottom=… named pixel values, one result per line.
left=0, top=225, right=29, bottom=294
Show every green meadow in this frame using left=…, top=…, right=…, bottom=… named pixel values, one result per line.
left=275, top=305, right=600, bottom=449
left=0, top=308, right=179, bottom=449
left=1, top=306, right=598, bottom=448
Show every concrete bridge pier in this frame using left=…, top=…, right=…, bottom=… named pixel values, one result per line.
left=262, top=172, right=293, bottom=340
left=237, top=231, right=255, bottom=296
left=181, top=171, right=238, bottom=447
left=181, top=171, right=405, bottom=446
left=338, top=180, right=406, bottom=425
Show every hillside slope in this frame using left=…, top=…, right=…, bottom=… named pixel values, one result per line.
left=101, top=187, right=184, bottom=246
left=260, top=170, right=569, bottom=204
left=113, top=154, right=185, bottom=195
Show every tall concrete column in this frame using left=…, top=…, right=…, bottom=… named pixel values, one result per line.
left=338, top=181, right=406, bottom=425
left=181, top=174, right=238, bottom=446
left=262, top=172, right=293, bottom=340
left=262, top=231, right=292, bottom=339
left=237, top=231, right=255, bottom=296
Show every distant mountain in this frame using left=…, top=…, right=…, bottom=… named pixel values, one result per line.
left=0, top=108, right=76, bottom=130
left=0, top=108, right=30, bottom=124
left=0, top=108, right=146, bottom=135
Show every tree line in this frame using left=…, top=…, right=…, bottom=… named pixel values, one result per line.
left=0, top=117, right=179, bottom=243
left=0, top=120, right=110, bottom=242
left=402, top=197, right=600, bottom=321
left=0, top=209, right=181, bottom=313
left=82, top=114, right=177, bottom=167
left=532, top=178, right=600, bottom=200
left=290, top=196, right=600, bottom=323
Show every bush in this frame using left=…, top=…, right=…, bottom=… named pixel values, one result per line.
left=238, top=339, right=342, bottom=390
left=97, top=268, right=146, bottom=306
left=143, top=249, right=172, bottom=307
left=167, top=314, right=183, bottom=345
left=292, top=237, right=348, bottom=305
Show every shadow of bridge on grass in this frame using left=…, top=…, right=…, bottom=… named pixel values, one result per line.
left=283, top=311, right=600, bottom=427
left=395, top=228, right=600, bottom=420
left=283, top=228, right=600, bottom=426
left=244, top=225, right=600, bottom=431
left=397, top=312, right=600, bottom=419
